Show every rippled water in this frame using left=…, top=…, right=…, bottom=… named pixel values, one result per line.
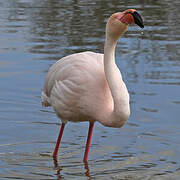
left=0, top=0, right=180, bottom=179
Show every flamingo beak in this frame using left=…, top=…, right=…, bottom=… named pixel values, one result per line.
left=131, top=11, right=144, bottom=28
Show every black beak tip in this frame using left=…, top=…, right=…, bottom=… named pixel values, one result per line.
left=140, top=24, right=144, bottom=29
left=132, top=11, right=144, bottom=29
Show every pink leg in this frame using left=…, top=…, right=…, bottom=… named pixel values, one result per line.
left=83, top=122, right=94, bottom=162
left=53, top=123, right=65, bottom=158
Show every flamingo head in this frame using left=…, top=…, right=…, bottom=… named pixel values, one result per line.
left=106, top=9, right=144, bottom=40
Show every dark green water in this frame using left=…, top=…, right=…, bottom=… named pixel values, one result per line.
left=0, top=0, right=180, bottom=179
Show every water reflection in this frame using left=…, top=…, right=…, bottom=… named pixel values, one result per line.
left=84, top=162, right=91, bottom=179
left=53, top=157, right=92, bottom=179
left=53, top=157, right=62, bottom=180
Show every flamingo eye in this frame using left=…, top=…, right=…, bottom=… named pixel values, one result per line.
left=124, top=11, right=131, bottom=15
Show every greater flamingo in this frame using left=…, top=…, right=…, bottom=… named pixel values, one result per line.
left=41, top=9, right=144, bottom=162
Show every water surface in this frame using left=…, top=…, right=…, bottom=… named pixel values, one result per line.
left=0, top=0, right=180, bottom=179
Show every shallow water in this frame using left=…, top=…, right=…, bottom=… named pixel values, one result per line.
left=0, top=0, right=180, bottom=179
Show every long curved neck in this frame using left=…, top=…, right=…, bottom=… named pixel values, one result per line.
left=103, top=33, right=130, bottom=128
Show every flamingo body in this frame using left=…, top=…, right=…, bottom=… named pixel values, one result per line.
left=41, top=9, right=144, bottom=161
left=42, top=52, right=113, bottom=125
